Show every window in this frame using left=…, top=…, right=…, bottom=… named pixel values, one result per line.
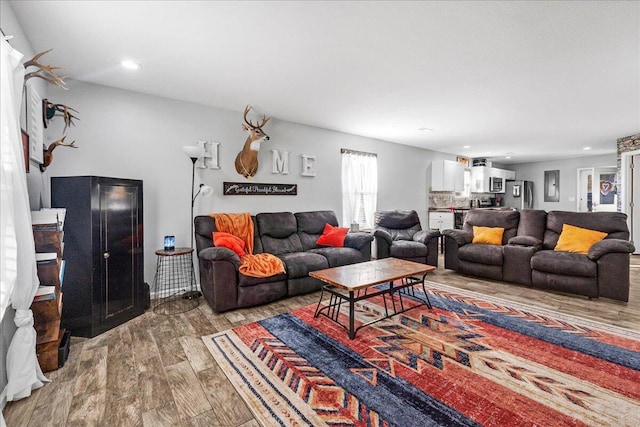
left=341, top=149, right=377, bottom=230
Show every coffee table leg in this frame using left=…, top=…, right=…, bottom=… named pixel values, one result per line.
left=314, top=287, right=326, bottom=318
left=421, top=272, right=432, bottom=309
left=349, top=290, right=356, bottom=339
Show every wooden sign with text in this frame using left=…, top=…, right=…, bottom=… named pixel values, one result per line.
left=223, top=182, right=297, bottom=196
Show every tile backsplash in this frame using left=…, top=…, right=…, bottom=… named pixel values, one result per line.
left=429, top=192, right=454, bottom=208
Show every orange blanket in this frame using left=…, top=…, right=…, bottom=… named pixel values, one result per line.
left=211, top=213, right=285, bottom=278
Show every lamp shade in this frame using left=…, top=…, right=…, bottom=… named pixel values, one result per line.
left=182, top=145, right=204, bottom=159
left=200, top=185, right=213, bottom=196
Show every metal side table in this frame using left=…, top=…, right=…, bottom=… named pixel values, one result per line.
left=153, top=247, right=200, bottom=314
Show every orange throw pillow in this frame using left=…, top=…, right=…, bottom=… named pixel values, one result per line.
left=472, top=226, right=505, bottom=245
left=316, top=223, right=349, bottom=247
left=554, top=224, right=607, bottom=254
left=212, top=232, right=247, bottom=257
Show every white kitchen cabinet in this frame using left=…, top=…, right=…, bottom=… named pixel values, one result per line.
left=429, top=212, right=454, bottom=230
left=431, top=160, right=464, bottom=192
left=503, top=169, right=516, bottom=180
left=470, top=167, right=490, bottom=192
left=471, top=166, right=515, bottom=192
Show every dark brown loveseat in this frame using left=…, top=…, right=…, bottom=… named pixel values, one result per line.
left=194, top=210, right=373, bottom=312
left=443, top=209, right=635, bottom=301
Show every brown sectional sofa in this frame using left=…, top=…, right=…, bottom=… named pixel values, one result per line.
left=443, top=209, right=635, bottom=302
left=194, top=210, right=373, bottom=312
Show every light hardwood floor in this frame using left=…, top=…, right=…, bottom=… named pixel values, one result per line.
left=4, top=254, right=639, bottom=426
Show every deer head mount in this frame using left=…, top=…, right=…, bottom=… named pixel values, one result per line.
left=23, top=49, right=67, bottom=90
left=40, top=134, right=77, bottom=172
left=43, top=99, right=79, bottom=132
left=234, top=105, right=270, bottom=179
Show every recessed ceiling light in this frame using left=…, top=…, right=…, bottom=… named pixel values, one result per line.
left=121, top=60, right=141, bottom=70
left=463, top=145, right=471, bottom=149
left=505, top=155, right=512, bottom=159
left=583, top=146, right=592, bottom=150
left=417, top=127, right=433, bottom=132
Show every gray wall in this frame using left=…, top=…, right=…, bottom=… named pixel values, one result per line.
left=510, top=153, right=617, bottom=211
left=42, top=80, right=453, bottom=288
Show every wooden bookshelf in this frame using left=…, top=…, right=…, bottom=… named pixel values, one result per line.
left=31, top=209, right=70, bottom=373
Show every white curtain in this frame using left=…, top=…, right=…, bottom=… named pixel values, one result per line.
left=0, top=36, right=48, bottom=423
left=341, top=150, right=377, bottom=230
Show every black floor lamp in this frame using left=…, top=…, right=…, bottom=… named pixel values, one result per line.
left=183, top=146, right=212, bottom=247
left=183, top=145, right=212, bottom=299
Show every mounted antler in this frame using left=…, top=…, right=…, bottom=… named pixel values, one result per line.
left=242, top=105, right=270, bottom=131
left=235, top=106, right=271, bottom=179
left=43, top=99, right=79, bottom=132
left=24, top=49, right=67, bottom=90
left=41, top=134, right=77, bottom=171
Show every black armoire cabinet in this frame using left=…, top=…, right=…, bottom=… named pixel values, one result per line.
left=51, top=176, right=145, bottom=337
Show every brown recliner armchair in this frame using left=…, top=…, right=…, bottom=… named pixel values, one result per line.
left=372, top=210, right=440, bottom=266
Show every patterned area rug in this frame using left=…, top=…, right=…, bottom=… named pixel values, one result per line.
left=202, top=282, right=640, bottom=426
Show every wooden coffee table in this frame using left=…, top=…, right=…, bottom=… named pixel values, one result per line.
left=310, top=257, right=436, bottom=339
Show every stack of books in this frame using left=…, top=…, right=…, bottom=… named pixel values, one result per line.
left=31, top=208, right=70, bottom=372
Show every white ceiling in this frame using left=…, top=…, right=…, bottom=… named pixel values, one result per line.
left=8, top=0, right=640, bottom=164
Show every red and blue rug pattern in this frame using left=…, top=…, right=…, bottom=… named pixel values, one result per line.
left=203, top=282, right=640, bottom=426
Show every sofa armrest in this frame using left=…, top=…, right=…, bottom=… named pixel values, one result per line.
left=372, top=229, right=392, bottom=245
left=344, top=232, right=374, bottom=250
left=199, top=246, right=242, bottom=267
left=413, top=229, right=441, bottom=245
left=587, top=239, right=635, bottom=260
left=508, top=235, right=542, bottom=248
left=441, top=229, right=472, bottom=246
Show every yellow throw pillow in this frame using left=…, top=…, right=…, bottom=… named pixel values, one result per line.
left=554, top=224, right=607, bottom=254
left=472, top=226, right=505, bottom=245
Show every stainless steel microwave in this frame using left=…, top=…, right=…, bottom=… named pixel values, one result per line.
left=489, top=177, right=504, bottom=193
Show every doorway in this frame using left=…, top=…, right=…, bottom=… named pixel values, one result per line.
left=576, top=166, right=618, bottom=212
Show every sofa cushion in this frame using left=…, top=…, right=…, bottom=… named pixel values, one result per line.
left=277, top=252, right=329, bottom=279
left=462, top=209, right=520, bottom=244
left=531, top=250, right=596, bottom=278
left=374, top=210, right=422, bottom=241
left=316, top=223, right=348, bottom=247
left=389, top=240, right=428, bottom=259
left=543, top=211, right=630, bottom=250
left=472, top=226, right=504, bottom=245
left=256, top=212, right=304, bottom=254
left=554, top=224, right=607, bottom=254
left=238, top=271, right=288, bottom=287
left=295, top=211, right=340, bottom=250
left=309, top=247, right=365, bottom=267
left=516, top=209, right=547, bottom=241
left=458, top=244, right=503, bottom=265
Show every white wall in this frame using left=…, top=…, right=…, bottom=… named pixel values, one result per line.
left=42, top=80, right=450, bottom=286
left=510, top=153, right=617, bottom=211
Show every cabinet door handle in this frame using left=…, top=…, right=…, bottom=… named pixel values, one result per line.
left=103, top=252, right=110, bottom=259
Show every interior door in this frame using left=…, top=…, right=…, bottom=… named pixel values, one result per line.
left=592, top=166, right=617, bottom=212
left=99, top=182, right=141, bottom=327
left=577, top=168, right=593, bottom=212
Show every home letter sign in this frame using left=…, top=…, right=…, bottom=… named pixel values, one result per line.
left=196, top=140, right=220, bottom=169
left=271, top=149, right=290, bottom=174
left=301, top=154, right=316, bottom=177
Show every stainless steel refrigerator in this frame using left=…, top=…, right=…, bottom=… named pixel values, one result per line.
left=503, top=180, right=534, bottom=210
